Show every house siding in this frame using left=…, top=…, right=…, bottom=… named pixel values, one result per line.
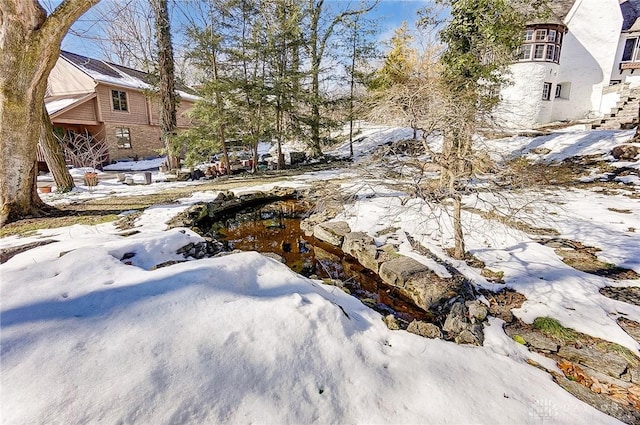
left=96, top=84, right=151, bottom=125
left=54, top=98, right=98, bottom=124
left=104, top=122, right=163, bottom=161
left=149, top=98, right=195, bottom=128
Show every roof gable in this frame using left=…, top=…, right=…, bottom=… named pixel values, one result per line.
left=60, top=51, right=199, bottom=100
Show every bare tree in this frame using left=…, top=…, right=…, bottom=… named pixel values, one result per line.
left=303, top=0, right=378, bottom=157
left=57, top=130, right=109, bottom=171
left=0, top=0, right=99, bottom=226
left=96, top=0, right=156, bottom=71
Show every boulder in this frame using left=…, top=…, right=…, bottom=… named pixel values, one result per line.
left=342, top=232, right=382, bottom=272
left=455, top=327, right=484, bottom=346
left=555, top=376, right=640, bottom=424
left=558, top=346, right=629, bottom=379
left=611, top=144, right=639, bottom=160
left=378, top=255, right=460, bottom=310
left=504, top=328, right=559, bottom=352
left=466, top=300, right=488, bottom=323
left=407, top=320, right=443, bottom=339
left=383, top=314, right=401, bottom=330
left=313, top=221, right=351, bottom=246
left=443, top=302, right=469, bottom=335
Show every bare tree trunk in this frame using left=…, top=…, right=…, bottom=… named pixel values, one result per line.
left=151, top=0, right=179, bottom=170
left=0, top=0, right=98, bottom=226
left=348, top=25, right=356, bottom=158
left=39, top=106, right=75, bottom=192
left=452, top=195, right=465, bottom=259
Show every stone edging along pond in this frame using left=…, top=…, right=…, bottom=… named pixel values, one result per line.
left=165, top=186, right=640, bottom=423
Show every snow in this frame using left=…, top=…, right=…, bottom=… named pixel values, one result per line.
left=3, top=125, right=639, bottom=424
left=44, top=95, right=91, bottom=115
left=103, top=157, right=167, bottom=171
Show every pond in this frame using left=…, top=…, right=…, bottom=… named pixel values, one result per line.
left=199, top=200, right=431, bottom=324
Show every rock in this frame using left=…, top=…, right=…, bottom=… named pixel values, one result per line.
left=509, top=329, right=559, bottom=352
left=378, top=256, right=460, bottom=310
left=466, top=300, right=488, bottom=323
left=611, top=144, right=639, bottom=160
left=558, top=346, right=629, bottom=379
left=443, top=302, right=469, bottom=335
left=554, top=375, right=640, bottom=424
left=313, top=221, right=351, bottom=246
left=407, top=320, right=443, bottom=339
left=579, top=364, right=634, bottom=389
left=262, top=252, right=285, bottom=263
left=383, top=314, right=401, bottom=330
left=455, top=328, right=483, bottom=345
left=630, top=368, right=640, bottom=384
left=379, top=255, right=429, bottom=285
left=342, top=232, right=381, bottom=272
left=530, top=147, right=551, bottom=155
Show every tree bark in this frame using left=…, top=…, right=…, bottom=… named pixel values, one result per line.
left=0, top=0, right=98, bottom=226
left=39, top=105, right=75, bottom=192
left=151, top=0, right=179, bottom=170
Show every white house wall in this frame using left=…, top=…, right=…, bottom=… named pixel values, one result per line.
left=498, top=62, right=558, bottom=128
left=611, top=30, right=640, bottom=86
left=552, top=0, right=622, bottom=122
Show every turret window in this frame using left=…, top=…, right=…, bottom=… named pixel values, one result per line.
left=542, top=82, right=552, bottom=101
left=518, top=24, right=565, bottom=64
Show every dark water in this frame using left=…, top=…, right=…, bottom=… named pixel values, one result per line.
left=209, top=200, right=431, bottom=323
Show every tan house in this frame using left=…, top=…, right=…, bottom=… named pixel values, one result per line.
left=44, top=51, right=198, bottom=166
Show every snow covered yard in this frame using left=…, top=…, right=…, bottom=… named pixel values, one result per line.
left=1, top=126, right=639, bottom=424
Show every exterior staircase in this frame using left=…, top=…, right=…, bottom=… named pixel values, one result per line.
left=592, top=83, right=640, bottom=130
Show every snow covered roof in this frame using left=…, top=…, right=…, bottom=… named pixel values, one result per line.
left=60, top=51, right=200, bottom=102
left=45, top=93, right=95, bottom=116
left=621, top=0, right=640, bottom=31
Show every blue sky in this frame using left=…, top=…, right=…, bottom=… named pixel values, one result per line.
left=51, top=0, right=432, bottom=59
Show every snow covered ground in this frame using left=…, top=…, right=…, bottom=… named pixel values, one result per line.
left=2, top=126, right=639, bottom=424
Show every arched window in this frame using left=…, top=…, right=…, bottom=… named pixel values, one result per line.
left=518, top=25, right=565, bottom=64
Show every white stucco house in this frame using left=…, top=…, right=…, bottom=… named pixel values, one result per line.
left=497, top=0, right=625, bottom=129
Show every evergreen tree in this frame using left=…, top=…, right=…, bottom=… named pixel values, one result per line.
left=369, top=21, right=415, bottom=90
left=176, top=0, right=233, bottom=172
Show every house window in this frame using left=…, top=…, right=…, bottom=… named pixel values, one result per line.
left=555, top=84, right=562, bottom=98
left=548, top=30, right=557, bottom=43
left=111, top=90, right=128, bottom=112
left=534, top=45, right=545, bottom=60
left=542, top=82, right=552, bottom=101
left=524, top=30, right=534, bottom=41
left=116, top=127, right=131, bottom=149
left=535, top=29, right=547, bottom=41
left=546, top=45, right=555, bottom=61
left=622, top=38, right=640, bottom=62
left=519, top=45, right=532, bottom=60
